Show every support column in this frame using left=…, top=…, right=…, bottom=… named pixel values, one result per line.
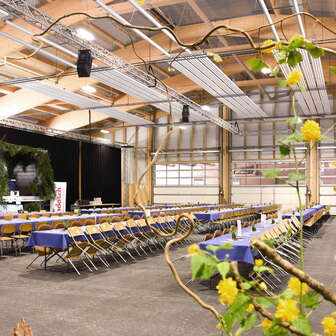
left=308, top=142, right=320, bottom=204
left=219, top=105, right=231, bottom=204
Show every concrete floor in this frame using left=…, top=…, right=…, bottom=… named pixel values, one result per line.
left=0, top=217, right=335, bottom=335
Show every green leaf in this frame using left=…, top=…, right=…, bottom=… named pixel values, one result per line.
left=256, top=297, right=273, bottom=308
left=236, top=313, right=257, bottom=335
left=287, top=50, right=303, bottom=67
left=329, top=65, right=336, bottom=73
left=305, top=42, right=325, bottom=58
left=222, top=313, right=235, bottom=335
left=241, top=281, right=253, bottom=290
left=292, top=314, right=313, bottom=336
left=262, top=168, right=280, bottom=178
left=217, top=261, right=230, bottom=279
left=298, top=85, right=306, bottom=92
left=263, top=239, right=275, bottom=248
left=293, top=129, right=305, bottom=142
left=191, top=253, right=218, bottom=280
left=288, top=172, right=307, bottom=181
left=277, top=78, right=287, bottom=88
left=302, top=291, right=321, bottom=309
left=280, top=144, right=291, bottom=158
left=280, top=288, right=297, bottom=299
left=264, top=321, right=289, bottom=336
left=288, top=39, right=304, bottom=49
left=228, top=293, right=252, bottom=315
left=246, top=57, right=268, bottom=72
left=272, top=65, right=280, bottom=77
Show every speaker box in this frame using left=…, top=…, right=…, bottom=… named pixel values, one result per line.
left=182, top=105, right=190, bottom=123
left=77, top=49, right=93, bottom=77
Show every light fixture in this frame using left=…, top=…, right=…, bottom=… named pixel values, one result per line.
left=179, top=125, right=186, bottom=130
left=0, top=9, right=8, bottom=19
left=297, top=117, right=303, bottom=124
left=201, top=105, right=211, bottom=111
left=76, top=28, right=95, bottom=41
left=81, top=85, right=96, bottom=93
left=100, top=129, right=109, bottom=134
left=261, top=67, right=272, bottom=75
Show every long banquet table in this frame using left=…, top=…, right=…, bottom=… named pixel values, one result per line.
left=127, top=204, right=239, bottom=217
left=193, top=205, right=276, bottom=222
left=282, top=205, right=326, bottom=222
left=0, top=213, right=119, bottom=232
left=199, top=219, right=275, bottom=264
left=26, top=220, right=173, bottom=250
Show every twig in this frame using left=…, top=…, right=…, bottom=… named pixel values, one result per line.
left=251, top=239, right=336, bottom=305
left=230, top=262, right=309, bottom=336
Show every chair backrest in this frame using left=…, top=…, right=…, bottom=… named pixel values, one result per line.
left=54, top=222, right=65, bottom=229
left=114, top=223, right=125, bottom=231
left=84, top=219, right=95, bottom=226
left=100, top=222, right=113, bottom=232
left=4, top=215, right=13, bottom=220
left=20, top=223, right=33, bottom=233
left=67, top=227, right=84, bottom=237
left=138, top=219, right=148, bottom=227
left=126, top=219, right=137, bottom=228
left=147, top=217, right=155, bottom=225
left=2, top=224, right=16, bottom=234
left=214, top=230, right=223, bottom=238
left=72, top=221, right=83, bottom=227
left=37, top=222, right=50, bottom=230
left=37, top=224, right=52, bottom=231
left=18, top=214, right=28, bottom=219
left=30, top=214, right=40, bottom=218
left=85, top=225, right=100, bottom=235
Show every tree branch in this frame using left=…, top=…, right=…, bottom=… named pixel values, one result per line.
left=251, top=238, right=336, bottom=305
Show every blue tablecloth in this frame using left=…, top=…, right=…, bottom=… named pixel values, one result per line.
left=128, top=204, right=236, bottom=217
left=199, top=219, right=275, bottom=264
left=26, top=221, right=175, bottom=249
left=0, top=213, right=119, bottom=232
left=193, top=205, right=268, bottom=221
left=282, top=205, right=326, bottom=222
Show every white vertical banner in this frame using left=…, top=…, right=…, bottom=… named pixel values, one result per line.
left=50, top=182, right=67, bottom=212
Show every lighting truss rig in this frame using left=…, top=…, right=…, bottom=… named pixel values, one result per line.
left=0, top=0, right=239, bottom=134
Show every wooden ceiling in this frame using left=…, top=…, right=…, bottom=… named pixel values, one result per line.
left=0, top=0, right=335, bottom=137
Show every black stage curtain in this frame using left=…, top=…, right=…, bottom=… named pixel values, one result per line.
left=0, top=126, right=121, bottom=209
left=81, top=142, right=121, bottom=205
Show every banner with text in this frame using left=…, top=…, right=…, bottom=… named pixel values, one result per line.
left=50, top=182, right=67, bottom=212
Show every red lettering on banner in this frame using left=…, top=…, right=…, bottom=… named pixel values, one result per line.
left=55, top=187, right=62, bottom=211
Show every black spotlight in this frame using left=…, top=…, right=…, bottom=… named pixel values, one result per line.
left=77, top=49, right=93, bottom=77
left=182, top=105, right=190, bottom=123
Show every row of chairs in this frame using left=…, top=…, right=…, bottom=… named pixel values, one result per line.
left=27, top=215, right=196, bottom=275
left=0, top=216, right=128, bottom=256
left=252, top=209, right=330, bottom=294
left=196, top=214, right=260, bottom=234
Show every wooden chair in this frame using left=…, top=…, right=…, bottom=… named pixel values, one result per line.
left=0, top=224, right=17, bottom=255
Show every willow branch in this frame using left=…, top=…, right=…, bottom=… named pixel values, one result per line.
left=230, top=262, right=309, bottom=336
left=164, top=214, right=221, bottom=320
left=251, top=238, right=336, bottom=305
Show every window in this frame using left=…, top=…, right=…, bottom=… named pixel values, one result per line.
left=320, top=160, right=336, bottom=185
left=231, top=160, right=306, bottom=186
left=154, top=163, right=219, bottom=186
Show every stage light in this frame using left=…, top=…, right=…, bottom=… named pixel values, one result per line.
left=77, top=49, right=93, bottom=77
left=100, top=129, right=109, bottom=134
left=182, top=105, right=190, bottom=123
left=201, top=105, right=211, bottom=111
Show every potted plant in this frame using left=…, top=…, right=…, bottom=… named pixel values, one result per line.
left=230, top=226, right=237, bottom=240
